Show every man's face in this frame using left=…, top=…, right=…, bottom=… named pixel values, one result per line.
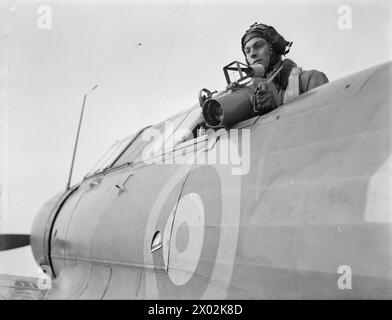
left=243, top=37, right=270, bottom=70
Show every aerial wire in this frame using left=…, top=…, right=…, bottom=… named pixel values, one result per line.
left=66, top=0, right=187, bottom=189
left=85, top=0, right=187, bottom=93
left=138, top=0, right=189, bottom=129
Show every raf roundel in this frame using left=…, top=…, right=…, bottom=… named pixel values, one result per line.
left=163, top=193, right=205, bottom=286
left=143, top=139, right=242, bottom=298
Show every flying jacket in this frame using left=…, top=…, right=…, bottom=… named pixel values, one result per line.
left=277, top=58, right=329, bottom=100
left=252, top=58, right=329, bottom=115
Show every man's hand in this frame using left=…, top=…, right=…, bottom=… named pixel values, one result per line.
left=253, top=82, right=282, bottom=115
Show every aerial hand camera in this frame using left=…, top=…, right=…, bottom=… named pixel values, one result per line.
left=200, top=61, right=266, bottom=128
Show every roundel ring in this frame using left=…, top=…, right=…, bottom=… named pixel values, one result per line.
left=143, top=145, right=242, bottom=299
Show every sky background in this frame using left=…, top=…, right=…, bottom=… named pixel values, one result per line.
left=0, top=0, right=391, bottom=276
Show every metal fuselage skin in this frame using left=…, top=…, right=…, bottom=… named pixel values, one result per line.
left=30, top=62, right=392, bottom=299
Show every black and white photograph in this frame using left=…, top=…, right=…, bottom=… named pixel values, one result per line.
left=0, top=0, right=391, bottom=303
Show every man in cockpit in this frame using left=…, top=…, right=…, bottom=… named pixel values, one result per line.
left=241, top=22, right=329, bottom=115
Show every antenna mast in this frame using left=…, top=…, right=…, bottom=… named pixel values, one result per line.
left=66, top=85, right=97, bottom=190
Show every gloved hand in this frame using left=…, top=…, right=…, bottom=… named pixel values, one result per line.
left=253, top=81, right=282, bottom=115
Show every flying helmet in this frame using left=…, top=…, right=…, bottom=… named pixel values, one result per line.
left=241, top=22, right=292, bottom=69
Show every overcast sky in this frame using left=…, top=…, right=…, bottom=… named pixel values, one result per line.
left=0, top=0, right=391, bottom=276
